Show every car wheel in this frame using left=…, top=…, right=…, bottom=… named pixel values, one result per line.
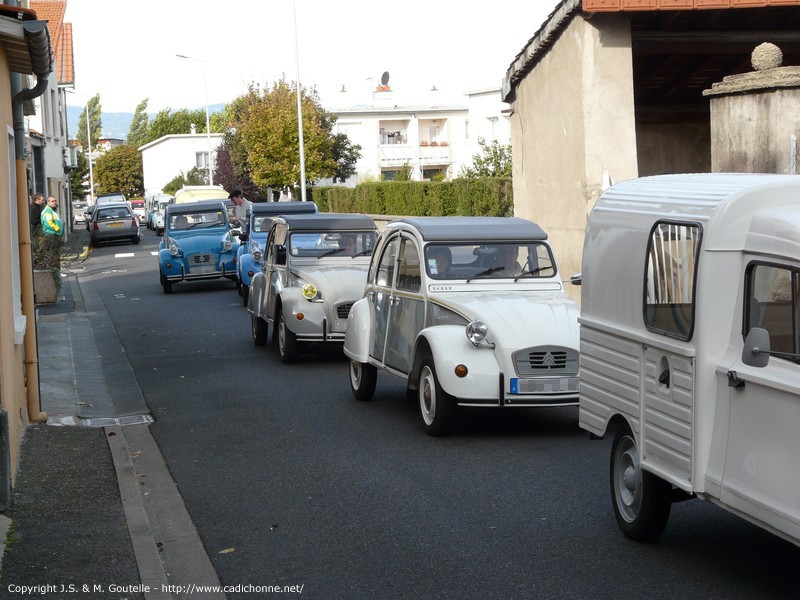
left=610, top=427, right=671, bottom=541
left=241, top=284, right=249, bottom=307
left=160, top=274, right=173, bottom=294
left=132, top=235, right=140, bottom=245
left=349, top=360, right=377, bottom=401
left=90, top=237, right=98, bottom=248
left=417, top=356, right=455, bottom=436
left=252, top=315, right=268, bottom=346
left=277, top=311, right=299, bottom=364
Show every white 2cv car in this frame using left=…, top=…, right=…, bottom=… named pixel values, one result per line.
left=248, top=213, right=378, bottom=363
left=344, top=216, right=581, bottom=436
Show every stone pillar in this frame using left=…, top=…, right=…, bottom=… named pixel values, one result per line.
left=704, top=43, right=800, bottom=174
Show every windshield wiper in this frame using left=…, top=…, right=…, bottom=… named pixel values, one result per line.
left=514, top=265, right=552, bottom=281
left=466, top=266, right=504, bottom=282
left=318, top=247, right=346, bottom=258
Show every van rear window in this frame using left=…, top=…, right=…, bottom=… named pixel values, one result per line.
left=643, top=221, right=701, bottom=340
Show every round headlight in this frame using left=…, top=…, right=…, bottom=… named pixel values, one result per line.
left=301, top=283, right=318, bottom=299
left=466, top=320, right=488, bottom=345
left=223, top=240, right=233, bottom=251
left=253, top=250, right=263, bottom=262
left=169, top=243, right=179, bottom=256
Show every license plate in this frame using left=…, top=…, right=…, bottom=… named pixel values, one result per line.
left=108, top=222, right=123, bottom=228
left=510, top=377, right=579, bottom=394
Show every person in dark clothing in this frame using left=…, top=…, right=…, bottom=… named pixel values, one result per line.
left=30, top=193, right=45, bottom=235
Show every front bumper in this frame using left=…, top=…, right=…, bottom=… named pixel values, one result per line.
left=161, top=252, right=237, bottom=282
left=284, top=299, right=354, bottom=342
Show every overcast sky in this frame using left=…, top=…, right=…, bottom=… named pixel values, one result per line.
left=63, top=0, right=556, bottom=113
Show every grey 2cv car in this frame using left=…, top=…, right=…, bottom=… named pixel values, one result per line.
left=248, top=213, right=378, bottom=363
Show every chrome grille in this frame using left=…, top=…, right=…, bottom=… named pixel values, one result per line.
left=514, top=346, right=578, bottom=376
left=336, top=302, right=354, bottom=319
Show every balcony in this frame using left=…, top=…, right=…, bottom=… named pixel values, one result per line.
left=419, top=143, right=451, bottom=165
left=379, top=144, right=414, bottom=166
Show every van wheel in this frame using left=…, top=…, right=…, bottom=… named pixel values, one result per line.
left=252, top=315, right=268, bottom=346
left=161, top=276, right=172, bottom=295
left=241, top=284, right=249, bottom=307
left=418, top=356, right=454, bottom=436
left=350, top=360, right=377, bottom=401
left=610, top=427, right=671, bottom=541
left=132, top=235, right=140, bottom=245
left=277, top=311, right=299, bottom=364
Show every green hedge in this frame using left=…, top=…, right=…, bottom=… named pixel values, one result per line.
left=310, top=178, right=513, bottom=217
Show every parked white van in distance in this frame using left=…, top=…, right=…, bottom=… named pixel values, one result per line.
left=576, top=173, right=799, bottom=547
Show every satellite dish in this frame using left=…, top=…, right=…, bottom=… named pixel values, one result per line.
left=380, top=71, right=390, bottom=86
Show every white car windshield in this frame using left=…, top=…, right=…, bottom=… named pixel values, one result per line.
left=425, top=242, right=556, bottom=281
left=289, top=231, right=377, bottom=258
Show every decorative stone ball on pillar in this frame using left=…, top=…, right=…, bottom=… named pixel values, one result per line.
left=751, top=42, right=783, bottom=71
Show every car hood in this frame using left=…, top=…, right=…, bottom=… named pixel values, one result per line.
left=433, top=291, right=580, bottom=348
left=291, top=264, right=368, bottom=298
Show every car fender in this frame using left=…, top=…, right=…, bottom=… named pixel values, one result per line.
left=410, top=326, right=501, bottom=400
left=249, top=271, right=268, bottom=316
left=276, top=288, right=307, bottom=332
left=158, top=247, right=181, bottom=276
left=343, top=298, right=371, bottom=362
left=239, top=253, right=258, bottom=287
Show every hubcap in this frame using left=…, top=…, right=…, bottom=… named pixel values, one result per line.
left=614, top=435, right=642, bottom=523
left=278, top=316, right=286, bottom=354
left=351, top=361, right=362, bottom=389
left=419, top=366, right=435, bottom=426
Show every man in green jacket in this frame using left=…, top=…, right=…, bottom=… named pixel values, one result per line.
left=39, top=196, right=64, bottom=268
left=41, top=196, right=63, bottom=237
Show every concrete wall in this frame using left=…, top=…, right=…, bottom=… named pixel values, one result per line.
left=509, top=14, right=639, bottom=299
left=710, top=88, right=800, bottom=174
left=636, top=123, right=711, bottom=176
left=0, top=53, right=29, bottom=485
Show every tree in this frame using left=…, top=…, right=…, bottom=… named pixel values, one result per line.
left=76, top=93, right=102, bottom=152
left=126, top=98, right=150, bottom=148
left=213, top=143, right=260, bottom=199
left=237, top=78, right=337, bottom=191
left=393, top=162, right=413, bottom=181
left=140, top=107, right=210, bottom=146
left=94, top=145, right=143, bottom=197
left=69, top=149, right=89, bottom=201
left=331, top=132, right=361, bottom=183
left=162, top=167, right=209, bottom=195
left=459, top=137, right=512, bottom=178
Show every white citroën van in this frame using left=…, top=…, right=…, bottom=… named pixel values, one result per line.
left=578, top=173, right=800, bottom=545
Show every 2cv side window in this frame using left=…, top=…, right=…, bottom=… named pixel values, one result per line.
left=374, top=235, right=401, bottom=288
left=644, top=221, right=702, bottom=340
left=396, top=238, right=421, bottom=293
left=745, top=263, right=798, bottom=361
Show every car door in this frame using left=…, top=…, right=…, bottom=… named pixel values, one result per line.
left=369, top=233, right=401, bottom=364
left=720, top=261, right=800, bottom=539
left=265, top=223, right=288, bottom=322
left=383, top=236, right=425, bottom=374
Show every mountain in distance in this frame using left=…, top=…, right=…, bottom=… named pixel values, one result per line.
left=66, top=104, right=226, bottom=142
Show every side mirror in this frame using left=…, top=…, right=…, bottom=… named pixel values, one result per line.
left=570, top=272, right=582, bottom=286
left=742, top=327, right=770, bottom=368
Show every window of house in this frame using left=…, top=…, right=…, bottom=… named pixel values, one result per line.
left=745, top=263, right=798, bottom=360
left=196, top=151, right=209, bottom=169
left=644, top=221, right=701, bottom=340
left=429, top=126, right=440, bottom=141
left=465, top=119, right=469, bottom=140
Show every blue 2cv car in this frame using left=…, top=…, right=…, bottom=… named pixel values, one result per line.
left=236, top=201, right=318, bottom=306
left=158, top=200, right=240, bottom=294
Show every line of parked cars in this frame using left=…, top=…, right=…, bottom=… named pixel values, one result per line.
left=83, top=192, right=141, bottom=247
left=152, top=174, right=800, bottom=550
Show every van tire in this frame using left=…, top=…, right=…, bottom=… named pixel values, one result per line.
left=277, top=311, right=299, bottom=363
left=349, top=359, right=377, bottom=401
left=252, top=315, right=268, bottom=346
left=610, top=427, right=671, bottom=541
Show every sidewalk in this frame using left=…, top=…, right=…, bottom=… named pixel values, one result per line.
left=0, top=227, right=223, bottom=599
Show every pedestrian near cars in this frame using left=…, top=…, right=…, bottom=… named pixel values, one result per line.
left=30, top=192, right=45, bottom=235
left=228, top=189, right=252, bottom=228
left=41, top=196, right=63, bottom=237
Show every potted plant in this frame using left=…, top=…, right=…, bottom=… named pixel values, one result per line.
left=32, top=234, right=62, bottom=304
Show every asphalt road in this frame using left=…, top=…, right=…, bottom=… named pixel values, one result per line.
left=83, top=233, right=798, bottom=599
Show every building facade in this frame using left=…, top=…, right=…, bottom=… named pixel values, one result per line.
left=139, top=132, right=223, bottom=195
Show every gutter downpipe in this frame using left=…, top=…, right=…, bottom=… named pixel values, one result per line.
left=13, top=19, right=52, bottom=424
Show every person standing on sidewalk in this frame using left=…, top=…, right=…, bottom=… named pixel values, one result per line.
left=30, top=193, right=45, bottom=236
left=40, top=196, right=64, bottom=268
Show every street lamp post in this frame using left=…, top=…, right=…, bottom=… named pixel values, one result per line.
left=176, top=54, right=214, bottom=186
left=67, top=89, right=95, bottom=201
left=293, top=0, right=307, bottom=201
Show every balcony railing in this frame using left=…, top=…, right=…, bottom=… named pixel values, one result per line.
left=379, top=143, right=453, bottom=166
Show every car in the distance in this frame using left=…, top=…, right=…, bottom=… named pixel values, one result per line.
left=72, top=200, right=88, bottom=224
left=130, top=198, right=147, bottom=225
left=343, top=216, right=580, bottom=435
left=158, top=200, right=239, bottom=294
left=85, top=192, right=128, bottom=230
left=248, top=213, right=378, bottom=363
left=237, top=201, right=318, bottom=306
left=87, top=202, right=140, bottom=247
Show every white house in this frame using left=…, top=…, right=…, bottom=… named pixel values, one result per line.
left=326, top=86, right=510, bottom=184
left=139, top=132, right=223, bottom=195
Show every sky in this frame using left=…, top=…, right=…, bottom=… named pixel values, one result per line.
left=63, top=0, right=557, bottom=113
